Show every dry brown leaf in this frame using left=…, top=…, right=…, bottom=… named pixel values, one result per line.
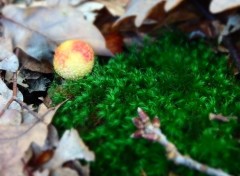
left=0, top=99, right=64, bottom=176
left=114, top=0, right=164, bottom=27
left=153, top=4, right=198, bottom=30
left=0, top=122, right=47, bottom=175
left=210, top=0, right=240, bottom=13
left=1, top=5, right=112, bottom=61
left=18, top=49, right=53, bottom=73
left=43, top=129, right=95, bottom=169
left=105, top=32, right=124, bottom=54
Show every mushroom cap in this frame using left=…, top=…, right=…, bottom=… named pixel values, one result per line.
left=54, top=40, right=94, bottom=80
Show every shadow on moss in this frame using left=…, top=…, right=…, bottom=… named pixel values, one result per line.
left=49, top=31, right=240, bottom=176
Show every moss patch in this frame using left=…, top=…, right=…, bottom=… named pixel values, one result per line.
left=49, top=31, right=240, bottom=176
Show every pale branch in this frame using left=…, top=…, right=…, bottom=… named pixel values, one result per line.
left=131, top=107, right=232, bottom=176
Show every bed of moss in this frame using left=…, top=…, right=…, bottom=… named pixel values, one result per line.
left=49, top=31, right=240, bottom=176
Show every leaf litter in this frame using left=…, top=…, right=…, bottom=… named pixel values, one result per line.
left=0, top=0, right=239, bottom=175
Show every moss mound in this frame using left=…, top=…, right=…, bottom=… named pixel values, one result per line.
left=49, top=32, right=240, bottom=176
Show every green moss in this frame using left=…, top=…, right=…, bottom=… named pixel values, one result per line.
left=49, top=31, right=240, bottom=176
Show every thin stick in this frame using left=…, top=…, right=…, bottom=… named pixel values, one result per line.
left=131, top=108, right=232, bottom=176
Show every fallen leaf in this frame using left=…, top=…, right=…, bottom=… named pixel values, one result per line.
left=39, top=101, right=66, bottom=124
left=1, top=160, right=26, bottom=176
left=34, top=149, right=54, bottom=166
left=114, top=0, right=164, bottom=27
left=0, top=109, right=22, bottom=125
left=0, top=37, right=19, bottom=72
left=1, top=5, right=112, bottom=61
left=29, top=125, right=59, bottom=167
left=164, top=0, right=185, bottom=12
left=22, top=101, right=64, bottom=124
left=210, top=0, right=240, bottom=13
left=153, top=5, right=198, bottom=30
left=105, top=32, right=124, bottom=54
left=0, top=98, right=64, bottom=175
left=17, top=48, right=53, bottom=73
left=40, top=125, right=59, bottom=150
left=0, top=122, right=47, bottom=175
left=95, top=0, right=128, bottom=16
left=43, top=129, right=95, bottom=169
left=94, top=7, right=117, bottom=35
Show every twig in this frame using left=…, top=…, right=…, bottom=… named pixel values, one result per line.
left=131, top=108, right=232, bottom=176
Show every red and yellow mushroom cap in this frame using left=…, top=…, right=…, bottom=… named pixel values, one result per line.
left=53, top=40, right=95, bottom=80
